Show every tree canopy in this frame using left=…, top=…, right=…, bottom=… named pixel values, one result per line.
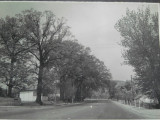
left=0, top=15, right=32, bottom=97
left=52, top=40, right=112, bottom=102
left=115, top=7, right=160, bottom=105
left=0, top=9, right=112, bottom=104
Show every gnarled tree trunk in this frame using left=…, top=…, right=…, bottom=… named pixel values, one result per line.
left=8, top=58, right=14, bottom=97
left=36, top=65, right=43, bottom=105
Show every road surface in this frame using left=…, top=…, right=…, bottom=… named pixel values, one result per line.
left=0, top=100, right=145, bottom=119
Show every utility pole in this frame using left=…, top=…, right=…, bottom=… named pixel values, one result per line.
left=131, top=75, right=133, bottom=91
left=131, top=75, right=133, bottom=97
left=55, top=84, right=57, bottom=103
left=131, top=75, right=134, bottom=106
left=54, top=80, right=58, bottom=103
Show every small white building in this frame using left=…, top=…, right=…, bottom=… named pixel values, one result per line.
left=19, top=90, right=48, bottom=102
left=19, top=90, right=37, bottom=102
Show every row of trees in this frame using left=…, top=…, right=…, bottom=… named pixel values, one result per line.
left=115, top=7, right=160, bottom=106
left=109, top=80, right=135, bottom=103
left=0, top=9, right=112, bottom=104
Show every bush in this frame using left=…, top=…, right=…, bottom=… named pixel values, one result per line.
left=0, top=88, right=7, bottom=97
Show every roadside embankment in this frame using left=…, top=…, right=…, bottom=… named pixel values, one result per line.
left=0, top=97, right=21, bottom=106
left=112, top=100, right=160, bottom=119
left=0, top=102, right=84, bottom=116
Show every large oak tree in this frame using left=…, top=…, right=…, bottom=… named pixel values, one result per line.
left=18, top=9, right=71, bottom=104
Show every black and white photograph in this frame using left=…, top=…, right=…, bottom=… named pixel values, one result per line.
left=0, top=1, right=159, bottom=119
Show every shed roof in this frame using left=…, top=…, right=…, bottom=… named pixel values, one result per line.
left=20, top=89, right=36, bottom=92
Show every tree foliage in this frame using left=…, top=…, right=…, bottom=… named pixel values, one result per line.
left=16, top=9, right=71, bottom=104
left=53, top=40, right=112, bottom=102
left=115, top=7, right=160, bottom=105
left=0, top=16, right=32, bottom=97
left=0, top=9, right=112, bottom=104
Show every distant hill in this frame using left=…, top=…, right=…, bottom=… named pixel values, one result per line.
left=110, top=80, right=126, bottom=87
left=112, top=80, right=132, bottom=88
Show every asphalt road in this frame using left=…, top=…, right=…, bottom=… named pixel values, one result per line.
left=0, top=100, right=145, bottom=119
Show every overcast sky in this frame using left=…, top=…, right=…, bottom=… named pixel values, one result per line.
left=0, top=2, right=158, bottom=81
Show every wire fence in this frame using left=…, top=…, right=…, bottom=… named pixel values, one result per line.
left=117, top=99, right=159, bottom=109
